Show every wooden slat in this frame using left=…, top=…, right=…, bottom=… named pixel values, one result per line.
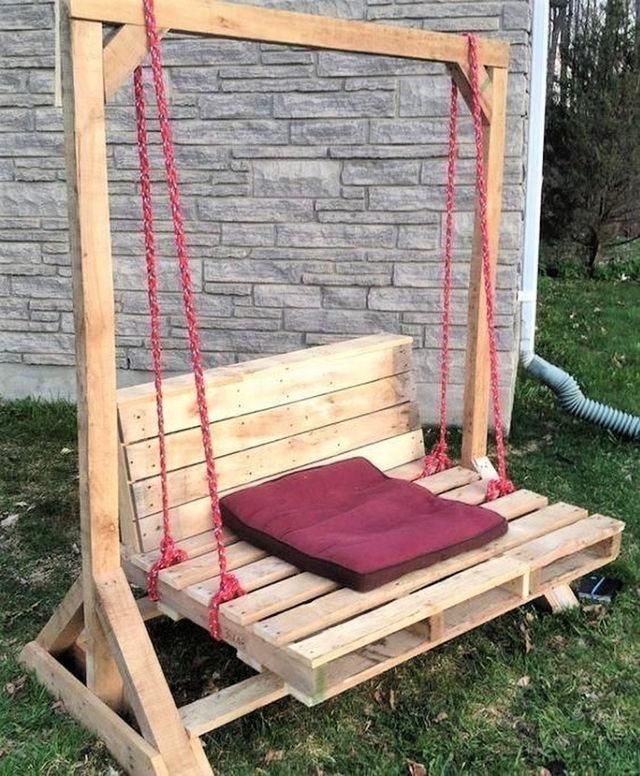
left=507, top=514, right=624, bottom=570
left=415, top=465, right=480, bottom=494
left=251, top=500, right=580, bottom=645
left=221, top=572, right=339, bottom=627
left=69, top=0, right=510, bottom=68
left=118, top=334, right=412, bottom=443
left=132, top=527, right=238, bottom=573
left=440, top=478, right=489, bottom=505
left=160, top=542, right=268, bottom=591
left=19, top=642, right=168, bottom=776
left=179, top=672, right=287, bottom=737
left=287, top=555, right=528, bottom=668
left=191, top=555, right=300, bottom=602
left=125, top=372, right=414, bottom=481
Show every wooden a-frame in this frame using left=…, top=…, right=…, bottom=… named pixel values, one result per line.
left=19, top=2, right=587, bottom=774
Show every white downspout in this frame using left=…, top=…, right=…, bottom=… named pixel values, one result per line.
left=520, top=0, right=549, bottom=367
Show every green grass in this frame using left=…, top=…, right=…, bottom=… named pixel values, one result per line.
left=1, top=277, right=639, bottom=775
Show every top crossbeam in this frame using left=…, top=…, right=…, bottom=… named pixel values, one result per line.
left=66, top=0, right=510, bottom=68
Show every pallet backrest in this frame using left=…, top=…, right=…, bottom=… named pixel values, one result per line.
left=116, top=333, right=424, bottom=554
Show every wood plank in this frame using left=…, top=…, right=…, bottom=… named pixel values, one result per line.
left=287, top=555, right=528, bottom=668
left=222, top=572, right=339, bottom=627
left=119, top=439, right=141, bottom=552
left=415, top=465, right=480, bottom=494
left=439, top=478, right=489, bottom=504
left=544, top=584, right=580, bottom=612
left=125, top=372, right=415, bottom=481
left=252, top=500, right=584, bottom=646
left=118, top=334, right=412, bottom=443
left=508, top=514, right=623, bottom=570
left=60, top=8, right=123, bottom=710
left=192, top=555, right=300, bottom=601
left=36, top=576, right=84, bottom=654
left=103, top=24, right=168, bottom=102
left=461, top=66, right=509, bottom=465
left=159, top=541, right=268, bottom=591
left=96, top=569, right=212, bottom=775
left=132, top=527, right=238, bottom=573
left=480, top=488, right=548, bottom=518
left=179, top=672, right=288, bottom=737
left=20, top=642, right=168, bottom=776
left=132, top=402, right=420, bottom=518
left=68, top=0, right=510, bottom=68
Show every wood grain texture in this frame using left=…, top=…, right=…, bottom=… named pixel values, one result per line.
left=461, top=66, right=509, bottom=466
left=60, top=9, right=123, bottom=709
left=70, top=0, right=509, bottom=68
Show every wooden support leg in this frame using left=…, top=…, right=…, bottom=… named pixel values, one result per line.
left=96, top=569, right=213, bottom=776
left=544, top=584, right=579, bottom=613
left=36, top=576, right=85, bottom=654
left=20, top=642, right=169, bottom=776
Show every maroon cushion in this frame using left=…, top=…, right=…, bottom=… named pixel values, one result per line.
left=220, top=457, right=508, bottom=592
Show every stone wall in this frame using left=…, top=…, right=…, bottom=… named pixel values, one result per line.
left=0, top=0, right=531, bottom=425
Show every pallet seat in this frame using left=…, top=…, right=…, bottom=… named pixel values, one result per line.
left=118, top=334, right=624, bottom=725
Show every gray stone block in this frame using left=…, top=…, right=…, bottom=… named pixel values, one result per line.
left=274, top=91, right=395, bottom=119
left=342, top=159, right=420, bottom=185
left=285, top=308, right=399, bottom=334
left=200, top=93, right=273, bottom=119
left=291, top=119, right=367, bottom=145
left=322, top=286, right=368, bottom=309
left=398, top=76, right=452, bottom=118
left=254, top=284, right=322, bottom=308
left=397, top=224, right=440, bottom=251
left=277, top=223, right=396, bottom=248
left=199, top=197, right=314, bottom=223
left=253, top=160, right=341, bottom=197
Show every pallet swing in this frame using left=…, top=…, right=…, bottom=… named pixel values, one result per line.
left=21, top=2, right=624, bottom=775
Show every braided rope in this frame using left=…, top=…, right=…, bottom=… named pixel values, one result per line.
left=136, top=0, right=244, bottom=637
left=134, top=66, right=187, bottom=601
left=466, top=34, right=514, bottom=500
left=422, top=79, right=458, bottom=478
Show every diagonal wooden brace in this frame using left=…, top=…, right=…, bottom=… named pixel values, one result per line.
left=95, top=568, right=213, bottom=776
left=103, top=24, right=169, bottom=101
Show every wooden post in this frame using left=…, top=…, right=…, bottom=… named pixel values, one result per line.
left=461, top=66, right=509, bottom=469
left=60, top=6, right=124, bottom=709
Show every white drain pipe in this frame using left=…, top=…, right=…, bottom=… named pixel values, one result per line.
left=519, top=0, right=548, bottom=364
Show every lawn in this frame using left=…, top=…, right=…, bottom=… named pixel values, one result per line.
left=1, top=277, right=638, bottom=776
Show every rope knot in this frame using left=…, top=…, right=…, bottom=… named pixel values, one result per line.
left=209, top=572, right=245, bottom=640
left=147, top=537, right=188, bottom=602
left=486, top=477, right=516, bottom=502
left=421, top=441, right=453, bottom=478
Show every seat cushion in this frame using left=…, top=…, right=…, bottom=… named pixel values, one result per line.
left=220, top=457, right=508, bottom=592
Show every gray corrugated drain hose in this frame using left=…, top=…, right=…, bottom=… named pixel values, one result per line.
left=522, top=353, right=640, bottom=440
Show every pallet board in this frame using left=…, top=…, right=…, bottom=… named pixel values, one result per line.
left=124, top=463, right=624, bottom=710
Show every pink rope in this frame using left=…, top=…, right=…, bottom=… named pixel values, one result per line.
left=422, top=80, right=459, bottom=478
left=134, top=66, right=187, bottom=601
left=135, top=0, right=244, bottom=638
